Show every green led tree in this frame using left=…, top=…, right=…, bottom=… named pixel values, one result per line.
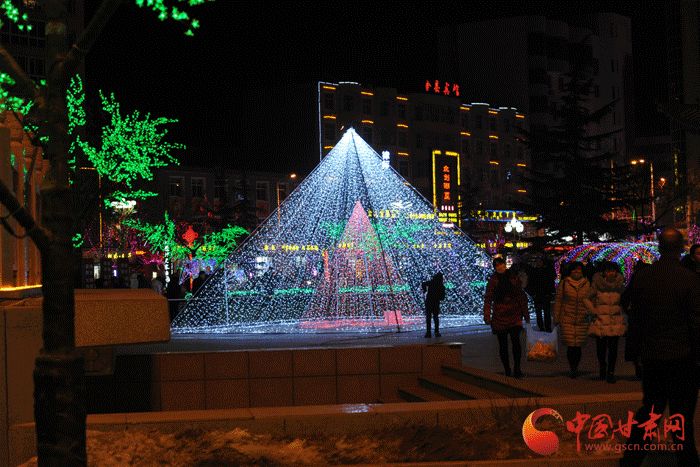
left=0, top=1, right=213, bottom=466
left=123, top=212, right=248, bottom=273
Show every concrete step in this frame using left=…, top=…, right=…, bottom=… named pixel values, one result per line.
left=418, top=375, right=508, bottom=400
left=441, top=363, right=568, bottom=398
left=397, top=386, right=451, bottom=402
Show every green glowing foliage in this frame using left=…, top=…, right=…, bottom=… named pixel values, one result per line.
left=77, top=90, right=182, bottom=190
left=133, top=0, right=214, bottom=35
left=0, top=0, right=30, bottom=30
left=124, top=213, right=247, bottom=266
left=0, top=73, right=34, bottom=114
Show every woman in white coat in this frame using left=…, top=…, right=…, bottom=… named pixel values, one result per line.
left=584, top=261, right=626, bottom=383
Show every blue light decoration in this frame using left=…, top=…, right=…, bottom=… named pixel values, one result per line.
left=171, top=128, right=501, bottom=334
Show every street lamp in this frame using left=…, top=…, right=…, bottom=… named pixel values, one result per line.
left=631, top=159, right=655, bottom=225
left=504, top=214, right=524, bottom=250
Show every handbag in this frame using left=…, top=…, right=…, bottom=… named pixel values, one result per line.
left=526, top=325, right=558, bottom=362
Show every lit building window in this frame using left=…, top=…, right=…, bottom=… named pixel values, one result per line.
left=169, top=177, right=183, bottom=197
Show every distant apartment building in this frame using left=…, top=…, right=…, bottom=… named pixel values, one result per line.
left=153, top=166, right=300, bottom=233
left=666, top=1, right=700, bottom=226
left=437, top=13, right=633, bottom=173
left=318, top=81, right=531, bottom=227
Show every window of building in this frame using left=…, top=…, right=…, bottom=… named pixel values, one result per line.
left=415, top=133, right=423, bottom=148
left=475, top=140, right=483, bottom=155
left=527, top=31, right=545, bottom=56
left=490, top=118, right=497, bottom=131
left=490, top=143, right=498, bottom=161
left=214, top=179, right=226, bottom=201
left=169, top=177, right=183, bottom=197
left=362, top=98, right=371, bottom=115
left=363, top=126, right=373, bottom=143
left=324, top=122, right=335, bottom=141
left=461, top=112, right=468, bottom=128
left=529, top=95, right=548, bottom=113
left=491, top=169, right=499, bottom=187
left=398, top=103, right=406, bottom=119
left=517, top=146, right=524, bottom=160
left=344, top=94, right=354, bottom=111
left=503, top=119, right=510, bottom=131
left=430, top=105, right=439, bottom=122
left=324, top=93, right=334, bottom=110
left=380, top=129, right=391, bottom=145
left=461, top=139, right=470, bottom=158
left=480, top=169, right=486, bottom=183
left=475, top=115, right=482, bottom=129
left=191, top=178, right=204, bottom=198
left=398, top=131, right=407, bottom=147
left=256, top=181, right=268, bottom=201
left=506, top=169, right=512, bottom=184
left=380, top=100, right=389, bottom=116
left=398, top=160, right=409, bottom=178
left=447, top=107, right=455, bottom=125
left=503, top=143, right=510, bottom=159
left=414, top=105, right=423, bottom=121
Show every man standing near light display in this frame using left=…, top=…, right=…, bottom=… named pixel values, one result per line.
left=422, top=272, right=446, bottom=337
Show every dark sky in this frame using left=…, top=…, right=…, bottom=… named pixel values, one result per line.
left=83, top=0, right=669, bottom=172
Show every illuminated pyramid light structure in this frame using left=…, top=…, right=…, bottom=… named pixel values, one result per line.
left=171, top=128, right=497, bottom=334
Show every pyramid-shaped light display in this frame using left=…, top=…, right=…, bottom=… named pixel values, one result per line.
left=171, top=128, right=498, bottom=333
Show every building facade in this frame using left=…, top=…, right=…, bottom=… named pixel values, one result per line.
left=318, top=81, right=531, bottom=230
left=667, top=1, right=700, bottom=226
left=437, top=14, right=633, bottom=172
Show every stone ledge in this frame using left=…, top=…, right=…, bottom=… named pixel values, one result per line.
left=10, top=393, right=644, bottom=467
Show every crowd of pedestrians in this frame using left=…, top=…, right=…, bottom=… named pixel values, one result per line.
left=467, top=229, right=700, bottom=467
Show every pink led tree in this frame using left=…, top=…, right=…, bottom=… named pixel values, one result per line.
left=301, top=201, right=420, bottom=329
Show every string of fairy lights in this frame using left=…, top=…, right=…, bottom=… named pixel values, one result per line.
left=171, top=128, right=508, bottom=334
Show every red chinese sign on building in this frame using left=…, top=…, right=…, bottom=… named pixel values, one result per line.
left=425, top=80, right=459, bottom=96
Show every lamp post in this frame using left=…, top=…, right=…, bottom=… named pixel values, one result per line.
left=504, top=214, right=524, bottom=254
left=631, top=159, right=655, bottom=227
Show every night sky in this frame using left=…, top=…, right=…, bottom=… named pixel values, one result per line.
left=83, top=0, right=669, bottom=173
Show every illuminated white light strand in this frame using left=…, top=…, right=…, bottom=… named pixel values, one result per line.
left=171, top=128, right=521, bottom=334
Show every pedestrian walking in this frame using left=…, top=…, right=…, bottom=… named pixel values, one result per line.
left=620, top=228, right=700, bottom=467
left=553, top=261, right=590, bottom=379
left=421, top=272, right=445, bottom=338
left=483, top=257, right=529, bottom=378
left=525, top=256, right=556, bottom=332
left=583, top=261, right=625, bottom=384
left=620, top=260, right=648, bottom=380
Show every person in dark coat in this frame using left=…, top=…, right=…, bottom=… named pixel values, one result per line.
left=192, top=270, right=206, bottom=294
left=421, top=272, right=446, bottom=338
left=620, top=229, right=700, bottom=467
left=681, top=243, right=700, bottom=275
left=166, top=273, right=184, bottom=322
left=484, top=257, right=529, bottom=378
left=525, top=256, right=556, bottom=333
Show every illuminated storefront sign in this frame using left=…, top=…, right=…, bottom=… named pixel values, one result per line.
left=465, top=210, right=538, bottom=222
left=432, top=150, right=460, bottom=227
left=425, top=80, right=460, bottom=96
